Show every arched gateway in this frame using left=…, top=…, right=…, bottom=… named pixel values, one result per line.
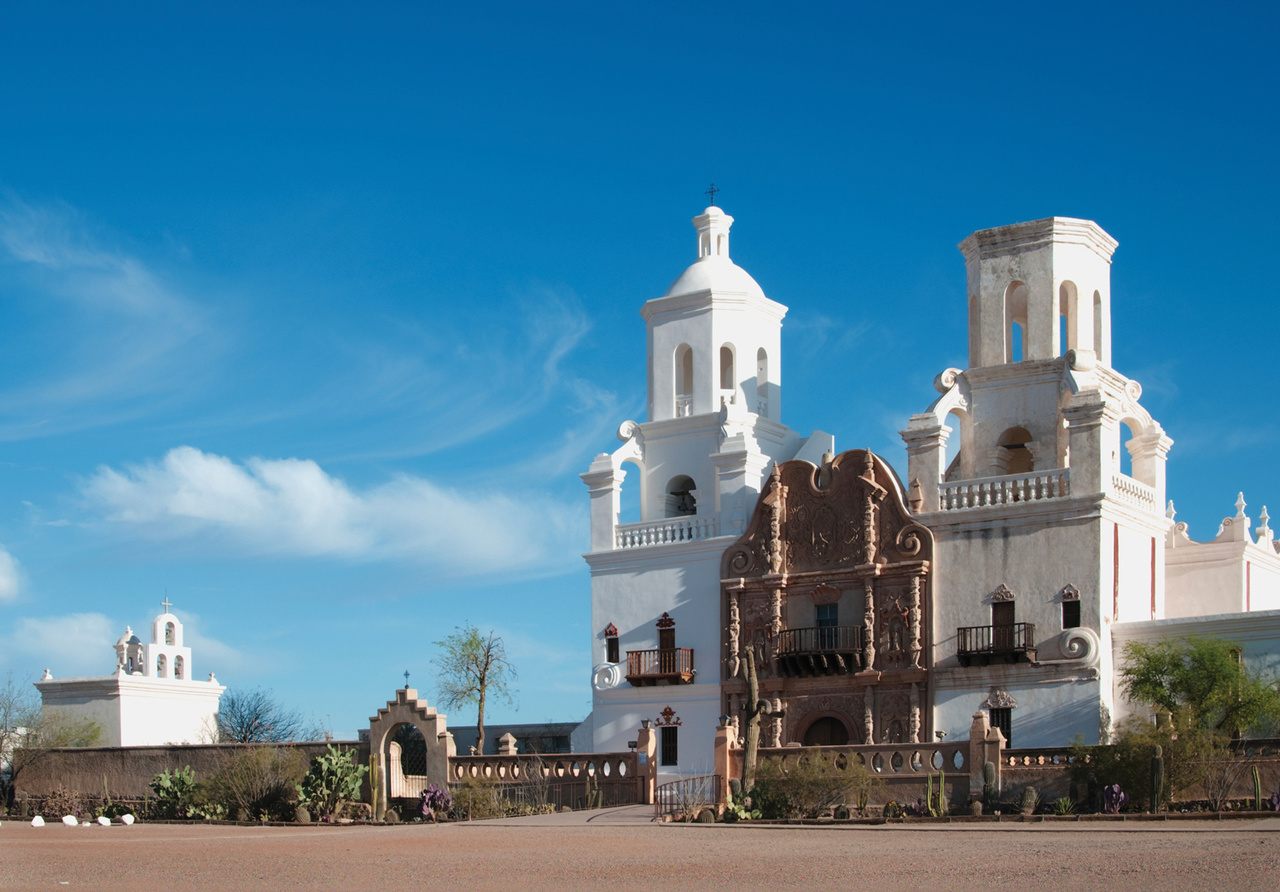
left=367, top=687, right=455, bottom=820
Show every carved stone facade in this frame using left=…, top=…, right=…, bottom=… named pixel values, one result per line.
left=721, top=449, right=934, bottom=746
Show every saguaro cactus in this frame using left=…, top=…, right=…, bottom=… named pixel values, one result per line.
left=1253, top=765, right=1263, bottom=811
left=1150, top=745, right=1164, bottom=813
left=740, top=648, right=783, bottom=790
left=982, top=761, right=997, bottom=809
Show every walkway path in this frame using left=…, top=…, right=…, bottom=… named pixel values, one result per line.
left=2, top=812, right=1277, bottom=890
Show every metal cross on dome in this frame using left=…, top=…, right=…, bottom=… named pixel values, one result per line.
left=403, top=669, right=410, bottom=688
left=705, top=182, right=719, bottom=206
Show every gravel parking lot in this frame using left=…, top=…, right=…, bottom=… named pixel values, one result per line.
left=3, top=811, right=1279, bottom=891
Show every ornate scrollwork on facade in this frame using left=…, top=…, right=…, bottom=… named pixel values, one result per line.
left=908, top=575, right=923, bottom=669
left=727, top=589, right=741, bottom=678
left=990, top=584, right=1016, bottom=602
left=1060, top=584, right=1080, bottom=602
left=655, top=706, right=682, bottom=726
left=981, top=688, right=1018, bottom=710
left=720, top=448, right=936, bottom=746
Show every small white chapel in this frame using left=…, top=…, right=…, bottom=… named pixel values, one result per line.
left=36, top=601, right=225, bottom=747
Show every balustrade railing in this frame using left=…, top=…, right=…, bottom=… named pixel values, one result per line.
left=939, top=470, right=1070, bottom=510
left=449, top=752, right=641, bottom=812
left=1110, top=472, right=1156, bottom=512
left=615, top=516, right=718, bottom=549
left=957, top=622, right=1037, bottom=666
left=625, top=647, right=694, bottom=685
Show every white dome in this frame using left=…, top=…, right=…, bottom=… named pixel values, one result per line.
left=663, top=256, right=765, bottom=299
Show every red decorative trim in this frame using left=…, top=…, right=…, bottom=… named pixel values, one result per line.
left=655, top=706, right=681, bottom=726
left=655, top=612, right=676, bottom=629
left=604, top=623, right=618, bottom=638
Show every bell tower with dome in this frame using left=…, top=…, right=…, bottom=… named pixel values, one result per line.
left=581, top=203, right=832, bottom=772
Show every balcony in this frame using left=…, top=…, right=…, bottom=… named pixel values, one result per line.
left=775, top=626, right=864, bottom=677
left=625, top=648, right=695, bottom=686
left=939, top=470, right=1069, bottom=511
left=956, top=623, right=1037, bottom=666
left=615, top=516, right=718, bottom=549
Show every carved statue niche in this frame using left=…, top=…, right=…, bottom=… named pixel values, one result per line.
left=880, top=597, right=910, bottom=670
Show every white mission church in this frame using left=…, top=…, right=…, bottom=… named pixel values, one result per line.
left=581, top=205, right=1280, bottom=778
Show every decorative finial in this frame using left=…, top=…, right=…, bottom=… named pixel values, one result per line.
left=1166, top=500, right=1176, bottom=521
left=403, top=669, right=411, bottom=689
left=705, top=182, right=719, bottom=207
left=1236, top=492, right=1247, bottom=519
left=1258, top=506, right=1272, bottom=542
left=161, top=596, right=173, bottom=613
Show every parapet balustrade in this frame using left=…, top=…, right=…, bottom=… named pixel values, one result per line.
left=939, top=469, right=1070, bottom=511
left=1109, top=472, right=1156, bottom=512
left=448, top=752, right=642, bottom=810
left=756, top=741, right=969, bottom=783
left=615, top=516, right=718, bottom=549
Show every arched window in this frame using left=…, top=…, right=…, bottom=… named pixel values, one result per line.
left=1005, top=281, right=1028, bottom=363
left=174, top=656, right=185, bottom=679
left=996, top=427, right=1034, bottom=475
left=1059, top=281, right=1078, bottom=356
left=157, top=654, right=167, bottom=678
left=665, top=475, right=696, bottom=517
left=1093, top=290, right=1105, bottom=361
left=756, top=348, right=768, bottom=415
left=618, top=458, right=641, bottom=524
left=674, top=345, right=693, bottom=417
left=1117, top=419, right=1140, bottom=479
left=719, top=344, right=735, bottom=392
left=165, top=622, right=175, bottom=646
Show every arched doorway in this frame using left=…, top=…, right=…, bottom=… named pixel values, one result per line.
left=802, top=716, right=850, bottom=747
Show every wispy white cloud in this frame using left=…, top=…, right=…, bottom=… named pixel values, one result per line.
left=80, top=446, right=584, bottom=578
left=0, top=544, right=20, bottom=602
left=0, top=194, right=216, bottom=438
left=4, top=613, right=117, bottom=678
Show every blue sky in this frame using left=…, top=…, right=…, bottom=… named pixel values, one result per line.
left=1, top=2, right=1276, bottom=738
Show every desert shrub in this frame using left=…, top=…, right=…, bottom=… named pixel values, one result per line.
left=296, top=745, right=366, bottom=820
left=450, top=775, right=505, bottom=820
left=214, top=747, right=307, bottom=821
left=753, top=752, right=881, bottom=819
left=1071, top=710, right=1217, bottom=811
left=39, top=786, right=84, bottom=819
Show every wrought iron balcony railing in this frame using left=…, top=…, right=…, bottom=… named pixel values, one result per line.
left=625, top=648, right=695, bottom=686
left=775, top=626, right=864, bottom=677
left=956, top=623, right=1037, bottom=666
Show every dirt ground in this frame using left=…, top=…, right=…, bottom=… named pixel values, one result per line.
left=2, top=814, right=1279, bottom=891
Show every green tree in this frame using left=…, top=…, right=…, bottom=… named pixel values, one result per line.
left=1119, top=636, right=1280, bottom=736
left=432, top=625, right=515, bottom=756
left=1, top=674, right=101, bottom=808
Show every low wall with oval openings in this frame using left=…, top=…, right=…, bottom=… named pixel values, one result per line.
left=449, top=752, right=643, bottom=811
